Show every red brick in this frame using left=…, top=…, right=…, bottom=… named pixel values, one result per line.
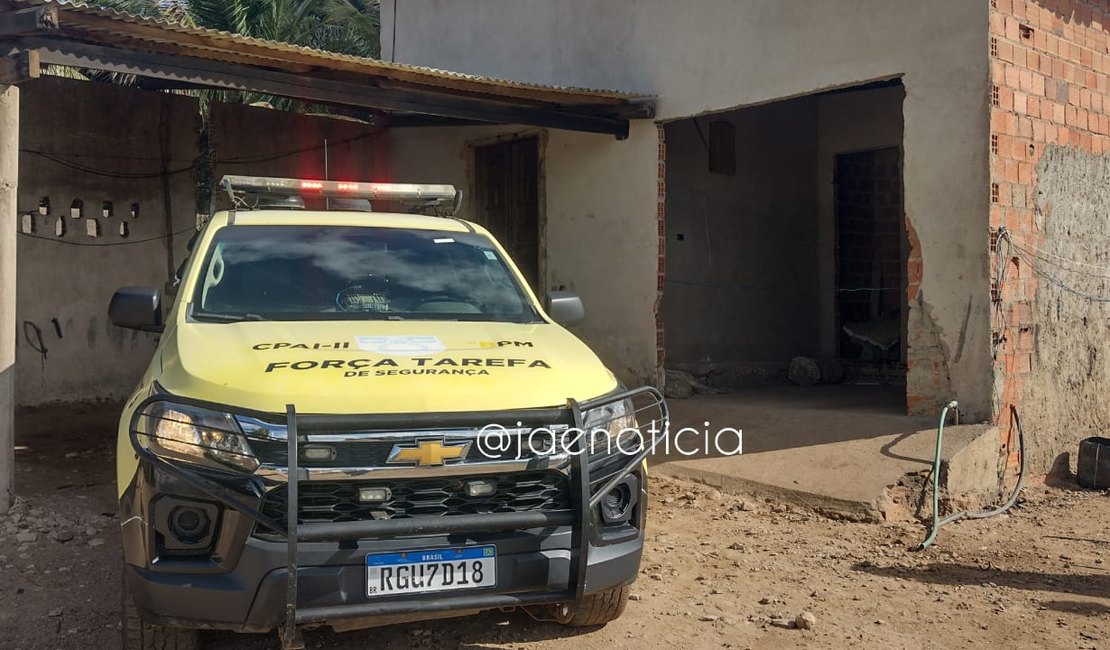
left=1019, top=117, right=1034, bottom=138
left=1000, top=86, right=1016, bottom=111
left=1068, top=83, right=1080, bottom=105
left=1052, top=100, right=1066, bottom=123
left=1033, top=120, right=1046, bottom=142
left=1018, top=161, right=1033, bottom=184
left=1032, top=73, right=1046, bottom=96
left=1040, top=54, right=1053, bottom=75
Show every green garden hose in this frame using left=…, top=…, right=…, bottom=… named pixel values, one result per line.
left=916, top=402, right=1027, bottom=550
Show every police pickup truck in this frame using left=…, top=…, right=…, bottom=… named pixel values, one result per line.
left=110, top=176, right=666, bottom=649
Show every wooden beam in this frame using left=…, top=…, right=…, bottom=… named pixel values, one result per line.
left=0, top=49, right=39, bottom=84
left=0, top=6, right=57, bottom=37
left=21, top=39, right=631, bottom=137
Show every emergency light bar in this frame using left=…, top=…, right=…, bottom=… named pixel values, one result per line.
left=219, top=175, right=461, bottom=212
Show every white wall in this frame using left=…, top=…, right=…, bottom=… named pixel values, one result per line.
left=383, top=0, right=993, bottom=416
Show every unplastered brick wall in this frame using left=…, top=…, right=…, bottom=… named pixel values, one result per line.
left=989, top=0, right=1110, bottom=473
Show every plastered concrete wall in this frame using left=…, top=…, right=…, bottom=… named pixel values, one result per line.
left=209, top=103, right=388, bottom=207
left=383, top=0, right=992, bottom=414
left=15, top=77, right=199, bottom=406
left=662, top=98, right=820, bottom=369
left=387, top=123, right=661, bottom=386
left=988, top=0, right=1110, bottom=474
left=1023, top=146, right=1110, bottom=472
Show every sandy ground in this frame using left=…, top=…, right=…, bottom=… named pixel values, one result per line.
left=1, top=403, right=1108, bottom=650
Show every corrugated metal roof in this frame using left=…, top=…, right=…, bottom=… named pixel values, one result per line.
left=6, top=0, right=647, bottom=106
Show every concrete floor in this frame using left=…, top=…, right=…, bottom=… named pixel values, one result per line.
left=651, top=385, right=994, bottom=520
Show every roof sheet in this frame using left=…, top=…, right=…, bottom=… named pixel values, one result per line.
left=4, top=0, right=648, bottom=107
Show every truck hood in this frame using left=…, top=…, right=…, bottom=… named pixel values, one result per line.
left=156, top=320, right=619, bottom=415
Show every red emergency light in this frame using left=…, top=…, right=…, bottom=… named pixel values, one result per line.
left=220, top=175, right=461, bottom=212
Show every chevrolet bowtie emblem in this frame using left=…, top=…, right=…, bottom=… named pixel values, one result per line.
left=386, top=439, right=472, bottom=467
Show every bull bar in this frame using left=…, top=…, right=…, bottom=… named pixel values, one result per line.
left=126, top=387, right=668, bottom=649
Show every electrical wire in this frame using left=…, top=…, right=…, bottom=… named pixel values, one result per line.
left=20, top=132, right=380, bottom=180
left=21, top=148, right=196, bottom=179
left=1009, top=235, right=1110, bottom=273
left=998, top=228, right=1110, bottom=302
left=18, top=225, right=196, bottom=247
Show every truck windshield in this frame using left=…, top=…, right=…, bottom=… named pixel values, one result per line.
left=190, top=225, right=541, bottom=323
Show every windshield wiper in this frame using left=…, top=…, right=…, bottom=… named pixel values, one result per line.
left=192, top=311, right=265, bottom=323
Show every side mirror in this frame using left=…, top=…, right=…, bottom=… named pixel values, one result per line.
left=545, top=290, right=585, bottom=326
left=109, top=287, right=164, bottom=332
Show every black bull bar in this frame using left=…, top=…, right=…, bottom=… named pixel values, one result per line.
left=127, top=387, right=668, bottom=644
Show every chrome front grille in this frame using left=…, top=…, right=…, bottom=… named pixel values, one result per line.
left=249, top=430, right=559, bottom=468
left=255, top=471, right=572, bottom=534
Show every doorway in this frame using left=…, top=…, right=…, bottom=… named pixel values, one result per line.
left=834, top=147, right=905, bottom=383
left=473, top=137, right=541, bottom=291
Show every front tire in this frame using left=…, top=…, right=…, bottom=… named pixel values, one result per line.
left=554, top=585, right=630, bottom=627
left=121, top=568, right=199, bottom=650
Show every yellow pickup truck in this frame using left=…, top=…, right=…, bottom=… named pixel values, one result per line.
left=109, top=176, right=665, bottom=649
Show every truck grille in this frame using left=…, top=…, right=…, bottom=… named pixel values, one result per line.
left=249, top=432, right=557, bottom=468
left=255, top=471, right=571, bottom=533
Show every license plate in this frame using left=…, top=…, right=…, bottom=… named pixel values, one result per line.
left=366, top=546, right=496, bottom=598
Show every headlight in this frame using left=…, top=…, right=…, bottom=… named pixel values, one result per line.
left=137, top=401, right=259, bottom=472
left=582, top=398, right=641, bottom=480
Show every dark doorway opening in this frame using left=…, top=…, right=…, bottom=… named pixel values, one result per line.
left=834, top=147, right=905, bottom=384
left=473, top=137, right=541, bottom=291
left=660, top=79, right=907, bottom=412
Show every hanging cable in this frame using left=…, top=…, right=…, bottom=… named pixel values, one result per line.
left=17, top=225, right=196, bottom=247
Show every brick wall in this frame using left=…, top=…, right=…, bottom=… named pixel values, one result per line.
left=989, top=0, right=1110, bottom=470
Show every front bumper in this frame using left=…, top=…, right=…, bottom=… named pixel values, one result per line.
left=120, top=388, right=664, bottom=634
left=125, top=522, right=643, bottom=632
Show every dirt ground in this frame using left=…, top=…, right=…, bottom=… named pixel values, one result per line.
left=1, top=403, right=1108, bottom=650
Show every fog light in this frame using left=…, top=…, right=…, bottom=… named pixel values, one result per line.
left=303, top=445, right=336, bottom=461
left=599, top=475, right=639, bottom=525
left=463, top=479, right=496, bottom=498
left=358, top=487, right=392, bottom=503
left=168, top=506, right=211, bottom=544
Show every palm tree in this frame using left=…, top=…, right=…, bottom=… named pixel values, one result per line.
left=183, top=0, right=379, bottom=58
left=93, top=0, right=380, bottom=58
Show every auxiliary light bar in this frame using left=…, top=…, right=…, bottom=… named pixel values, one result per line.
left=219, top=175, right=461, bottom=212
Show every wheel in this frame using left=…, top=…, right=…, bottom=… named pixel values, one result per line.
left=554, top=585, right=631, bottom=627
left=121, top=568, right=199, bottom=650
